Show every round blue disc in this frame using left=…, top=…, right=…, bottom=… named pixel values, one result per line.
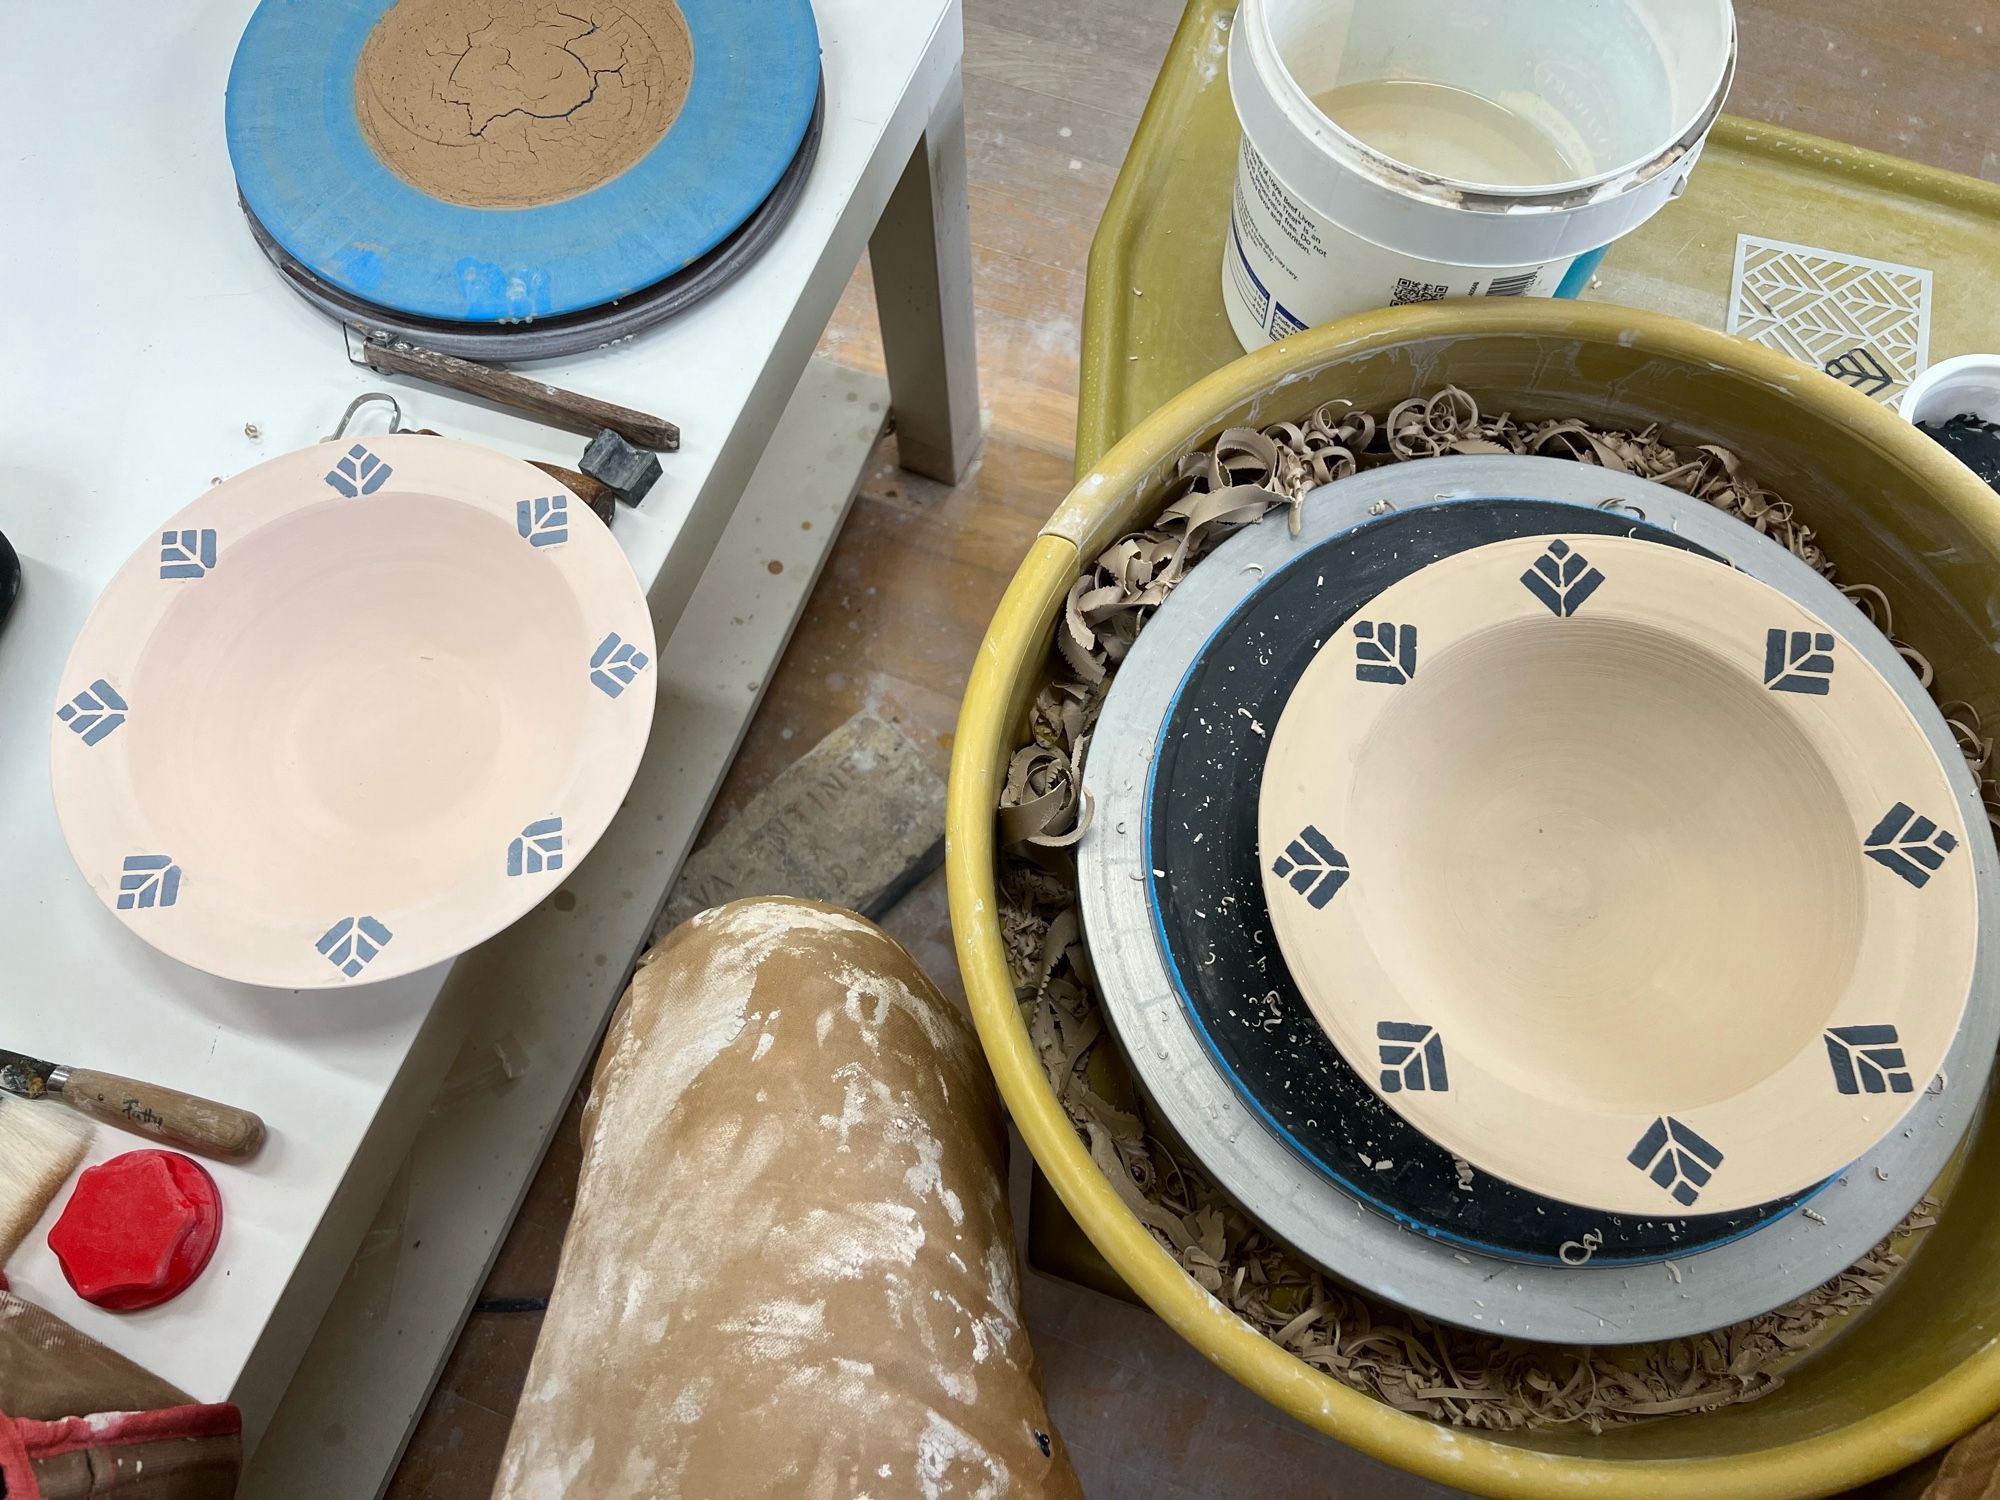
left=226, top=0, right=820, bottom=322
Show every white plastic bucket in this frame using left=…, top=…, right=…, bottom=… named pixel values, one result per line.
left=1223, top=0, right=1738, bottom=350
left=1901, top=354, right=2000, bottom=427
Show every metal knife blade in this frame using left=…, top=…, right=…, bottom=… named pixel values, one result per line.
left=0, top=1048, right=57, bottom=1100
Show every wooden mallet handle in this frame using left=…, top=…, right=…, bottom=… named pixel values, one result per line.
left=58, top=1070, right=268, bottom=1163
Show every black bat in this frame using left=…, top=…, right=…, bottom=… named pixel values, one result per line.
left=0, top=530, right=17, bottom=630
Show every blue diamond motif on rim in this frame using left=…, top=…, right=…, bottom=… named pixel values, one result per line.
left=516, top=495, right=570, bottom=549
left=1627, top=1117, right=1725, bottom=1207
left=1824, top=1024, right=1914, bottom=1095
left=117, top=855, right=182, bottom=910
left=325, top=443, right=392, bottom=497
left=1763, top=628, right=1836, bottom=695
left=159, top=528, right=218, bottom=580
left=56, top=679, right=128, bottom=746
left=317, top=916, right=394, bottom=978
left=589, top=632, right=652, bottom=698
left=1377, top=1022, right=1448, bottom=1093
left=1863, top=802, right=1959, bottom=888
left=1270, top=825, right=1349, bottom=910
left=1354, top=621, right=1418, bottom=685
left=1520, top=539, right=1605, bottom=617
left=507, top=817, right=566, bottom=876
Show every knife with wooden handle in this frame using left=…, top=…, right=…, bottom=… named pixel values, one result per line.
left=0, top=1048, right=266, bottom=1164
left=343, top=325, right=680, bottom=451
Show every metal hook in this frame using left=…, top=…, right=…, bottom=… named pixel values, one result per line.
left=324, top=392, right=405, bottom=443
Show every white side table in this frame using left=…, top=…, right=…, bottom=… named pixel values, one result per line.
left=0, top=2, right=976, bottom=1492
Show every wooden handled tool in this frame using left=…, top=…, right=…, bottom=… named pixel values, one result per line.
left=0, top=1048, right=266, bottom=1164
left=345, top=325, right=680, bottom=452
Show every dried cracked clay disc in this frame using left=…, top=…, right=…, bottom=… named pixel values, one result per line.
left=226, top=0, right=819, bottom=320
left=355, top=0, right=695, bottom=209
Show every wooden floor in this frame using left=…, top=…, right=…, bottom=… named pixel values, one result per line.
left=387, top=2, right=2000, bottom=1494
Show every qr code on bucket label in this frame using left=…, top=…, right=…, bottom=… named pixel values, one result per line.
left=1391, top=278, right=1450, bottom=306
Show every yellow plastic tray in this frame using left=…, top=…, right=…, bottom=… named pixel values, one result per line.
left=1077, top=0, right=2000, bottom=471
left=946, top=7, right=2000, bottom=1494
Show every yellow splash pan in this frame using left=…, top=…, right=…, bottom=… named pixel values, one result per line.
left=946, top=300, right=2000, bottom=1499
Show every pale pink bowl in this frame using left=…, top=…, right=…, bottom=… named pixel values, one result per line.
left=50, top=434, right=658, bottom=988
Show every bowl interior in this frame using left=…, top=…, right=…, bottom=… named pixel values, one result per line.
left=126, top=492, right=593, bottom=918
left=1350, top=609, right=1861, bottom=1113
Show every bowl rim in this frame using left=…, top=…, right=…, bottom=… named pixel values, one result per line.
left=49, top=433, right=659, bottom=989
left=1260, top=531, right=1976, bottom=1217
left=947, top=299, right=2000, bottom=1497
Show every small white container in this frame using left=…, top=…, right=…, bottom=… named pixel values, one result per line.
left=1223, top=0, right=1738, bottom=350
left=1901, top=354, right=2000, bottom=427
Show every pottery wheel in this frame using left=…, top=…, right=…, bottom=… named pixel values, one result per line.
left=226, top=0, right=820, bottom=323
left=1076, top=456, right=2000, bottom=1343
left=1144, top=497, right=1811, bottom=1263
left=241, top=78, right=825, bottom=360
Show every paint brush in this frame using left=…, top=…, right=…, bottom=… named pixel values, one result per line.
left=0, top=1094, right=91, bottom=1265
left=0, top=1048, right=266, bottom=1164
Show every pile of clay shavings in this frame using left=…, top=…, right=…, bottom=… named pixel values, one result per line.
left=995, top=387, right=1995, bottom=1433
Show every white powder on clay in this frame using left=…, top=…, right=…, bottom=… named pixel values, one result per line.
left=496, top=901, right=1064, bottom=1497
left=717, top=1299, right=830, bottom=1362
left=770, top=1201, right=926, bottom=1282
left=915, top=1411, right=1009, bottom=1500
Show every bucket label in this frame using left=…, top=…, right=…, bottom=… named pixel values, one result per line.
left=1224, top=138, right=1567, bottom=347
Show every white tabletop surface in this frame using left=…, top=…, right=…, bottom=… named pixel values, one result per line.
left=0, top=0, right=954, bottom=1404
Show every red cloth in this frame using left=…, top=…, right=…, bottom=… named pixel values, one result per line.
left=0, top=1405, right=38, bottom=1500
left=17, top=1403, right=243, bottom=1460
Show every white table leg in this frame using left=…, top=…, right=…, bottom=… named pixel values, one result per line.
left=869, top=70, right=984, bottom=484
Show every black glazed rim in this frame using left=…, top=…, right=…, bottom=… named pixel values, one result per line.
left=1143, top=497, right=1820, bottom=1265
left=238, top=75, right=827, bottom=361
left=0, top=529, right=17, bottom=626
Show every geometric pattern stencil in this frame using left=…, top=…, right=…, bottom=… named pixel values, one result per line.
left=1824, top=1024, right=1915, bottom=1095
left=516, top=495, right=569, bottom=549
left=1729, top=235, right=1933, bottom=406
left=1377, top=1021, right=1449, bottom=1093
left=324, top=443, right=393, bottom=497
left=1354, top=621, right=1418, bottom=685
left=1626, top=1116, right=1725, bottom=1207
left=1270, top=825, right=1350, bottom=910
left=589, top=632, right=651, bottom=699
left=116, top=854, right=182, bottom=911
left=1763, top=628, right=1836, bottom=695
left=317, top=915, right=394, bottom=978
left=56, top=678, right=128, bottom=746
left=507, top=817, right=565, bottom=876
left=1519, top=540, right=1605, bottom=618
left=1863, top=802, right=1960, bottom=889
left=159, top=528, right=218, bottom=580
